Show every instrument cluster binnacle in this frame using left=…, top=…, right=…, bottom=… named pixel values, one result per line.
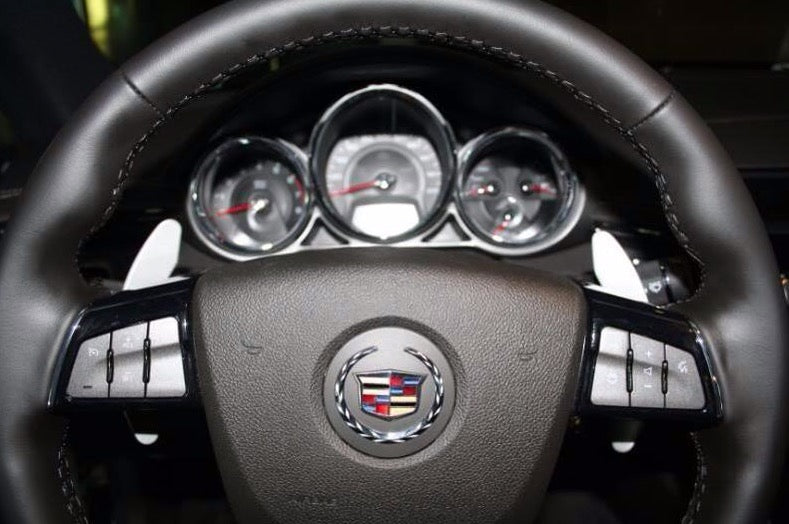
left=187, top=85, right=584, bottom=260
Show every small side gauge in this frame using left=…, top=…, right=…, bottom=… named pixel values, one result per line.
left=456, top=128, right=583, bottom=255
left=310, top=84, right=455, bottom=242
left=187, top=137, right=311, bottom=259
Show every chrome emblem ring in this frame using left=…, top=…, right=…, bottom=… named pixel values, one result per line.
left=322, top=325, right=456, bottom=458
left=334, top=346, right=444, bottom=443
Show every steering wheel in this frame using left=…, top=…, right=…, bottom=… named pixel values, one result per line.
left=1, top=1, right=787, bottom=522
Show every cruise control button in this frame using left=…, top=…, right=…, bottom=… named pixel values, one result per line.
left=630, top=334, right=664, bottom=408
left=147, top=317, right=186, bottom=398
left=110, top=323, right=147, bottom=398
left=665, top=345, right=705, bottom=409
left=67, top=333, right=110, bottom=398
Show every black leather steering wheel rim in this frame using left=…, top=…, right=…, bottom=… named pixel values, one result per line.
left=0, top=0, right=786, bottom=522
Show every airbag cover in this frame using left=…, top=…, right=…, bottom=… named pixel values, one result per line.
left=191, top=248, right=585, bottom=523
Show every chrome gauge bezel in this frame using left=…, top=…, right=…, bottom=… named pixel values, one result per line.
left=186, top=136, right=313, bottom=261
left=185, top=87, right=587, bottom=261
left=454, top=127, right=585, bottom=257
left=309, top=84, right=457, bottom=244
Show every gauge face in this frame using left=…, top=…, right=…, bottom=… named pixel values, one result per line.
left=187, top=137, right=310, bottom=258
left=457, top=129, right=580, bottom=250
left=311, top=85, right=455, bottom=242
left=324, top=134, right=443, bottom=239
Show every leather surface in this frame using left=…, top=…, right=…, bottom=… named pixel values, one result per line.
left=633, top=93, right=789, bottom=523
left=192, top=248, right=585, bottom=523
left=0, top=73, right=159, bottom=523
left=0, top=0, right=784, bottom=522
left=122, top=0, right=671, bottom=130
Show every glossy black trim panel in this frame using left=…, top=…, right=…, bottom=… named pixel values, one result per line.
left=49, top=279, right=197, bottom=411
left=577, top=288, right=722, bottom=426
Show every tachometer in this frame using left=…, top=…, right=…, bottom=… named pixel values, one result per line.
left=311, top=85, right=455, bottom=242
left=187, top=137, right=311, bottom=259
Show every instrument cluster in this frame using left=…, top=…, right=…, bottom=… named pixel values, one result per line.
left=186, top=84, right=585, bottom=260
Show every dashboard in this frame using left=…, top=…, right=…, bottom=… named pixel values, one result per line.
left=186, top=84, right=583, bottom=260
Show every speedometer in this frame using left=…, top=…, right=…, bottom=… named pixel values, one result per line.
left=310, top=85, right=455, bottom=242
left=323, top=134, right=443, bottom=239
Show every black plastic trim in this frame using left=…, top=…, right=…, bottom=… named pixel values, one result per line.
left=577, top=288, right=722, bottom=426
left=49, top=279, right=198, bottom=412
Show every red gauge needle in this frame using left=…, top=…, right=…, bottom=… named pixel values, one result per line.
left=214, top=202, right=251, bottom=216
left=466, top=181, right=500, bottom=198
left=329, top=180, right=379, bottom=197
left=292, top=176, right=305, bottom=200
left=524, top=182, right=557, bottom=197
left=492, top=219, right=510, bottom=236
left=330, top=173, right=397, bottom=198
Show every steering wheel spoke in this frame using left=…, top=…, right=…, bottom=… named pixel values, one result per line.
left=577, top=288, right=722, bottom=425
left=49, top=279, right=198, bottom=411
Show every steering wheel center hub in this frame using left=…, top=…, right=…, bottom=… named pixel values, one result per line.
left=190, top=249, right=585, bottom=522
left=323, top=326, right=456, bottom=458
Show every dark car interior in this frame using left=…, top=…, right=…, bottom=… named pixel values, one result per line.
left=0, top=1, right=787, bottom=523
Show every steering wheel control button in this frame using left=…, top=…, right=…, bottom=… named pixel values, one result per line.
left=53, top=281, right=193, bottom=408
left=587, top=323, right=711, bottom=413
left=591, top=354, right=629, bottom=406
left=665, top=345, right=705, bottom=409
left=65, top=318, right=188, bottom=400
left=590, top=327, right=629, bottom=407
left=146, top=317, right=187, bottom=397
left=599, top=327, right=628, bottom=357
left=109, top=323, right=147, bottom=398
left=587, top=326, right=709, bottom=411
left=67, top=333, right=111, bottom=398
left=323, top=326, right=455, bottom=458
left=630, top=334, right=665, bottom=408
